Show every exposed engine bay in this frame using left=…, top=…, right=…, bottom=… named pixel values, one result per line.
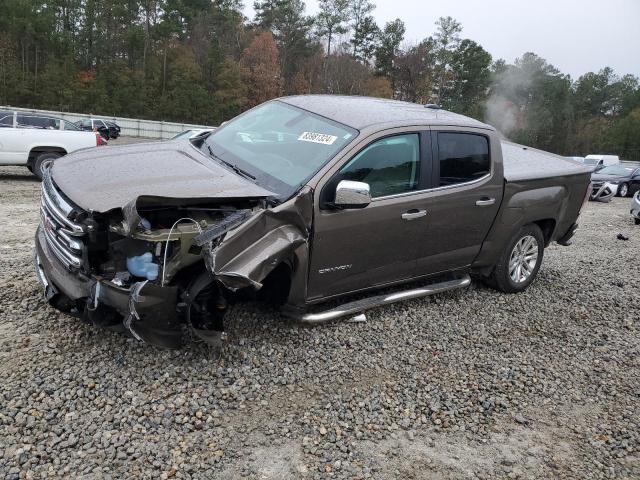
left=36, top=167, right=312, bottom=349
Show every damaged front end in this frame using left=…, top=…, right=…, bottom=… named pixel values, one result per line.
left=589, top=180, right=617, bottom=202
left=35, top=167, right=312, bottom=348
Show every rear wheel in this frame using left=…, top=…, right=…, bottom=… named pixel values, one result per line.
left=488, top=224, right=544, bottom=293
left=33, top=152, right=62, bottom=180
left=617, top=183, right=629, bottom=197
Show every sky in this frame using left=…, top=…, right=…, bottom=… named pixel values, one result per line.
left=244, top=0, right=640, bottom=80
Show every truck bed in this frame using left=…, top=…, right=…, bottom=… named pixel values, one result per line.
left=501, top=140, right=591, bottom=182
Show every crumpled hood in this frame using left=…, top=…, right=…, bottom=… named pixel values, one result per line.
left=51, top=141, right=274, bottom=212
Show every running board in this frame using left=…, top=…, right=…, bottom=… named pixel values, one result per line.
left=290, top=275, right=471, bottom=324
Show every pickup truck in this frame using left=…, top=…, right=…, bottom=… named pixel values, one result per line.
left=0, top=110, right=104, bottom=179
left=34, top=96, right=592, bottom=348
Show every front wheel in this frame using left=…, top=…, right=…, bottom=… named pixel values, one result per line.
left=487, top=224, right=545, bottom=293
left=617, top=183, right=629, bottom=197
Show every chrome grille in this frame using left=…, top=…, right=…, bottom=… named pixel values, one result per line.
left=40, top=169, right=85, bottom=269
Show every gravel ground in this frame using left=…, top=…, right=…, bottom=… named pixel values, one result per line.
left=1, top=148, right=639, bottom=479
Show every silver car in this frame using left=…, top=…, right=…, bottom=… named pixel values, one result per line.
left=631, top=190, right=640, bottom=225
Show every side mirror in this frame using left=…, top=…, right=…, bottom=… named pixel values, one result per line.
left=334, top=180, right=371, bottom=209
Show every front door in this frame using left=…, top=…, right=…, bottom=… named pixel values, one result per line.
left=307, top=132, right=430, bottom=300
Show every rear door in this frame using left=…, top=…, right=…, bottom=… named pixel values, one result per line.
left=307, top=129, right=432, bottom=300
left=411, top=129, right=503, bottom=275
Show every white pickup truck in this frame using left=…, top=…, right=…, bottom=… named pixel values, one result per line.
left=0, top=110, right=104, bottom=179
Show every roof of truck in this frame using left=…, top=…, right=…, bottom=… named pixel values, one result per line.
left=279, top=95, right=493, bottom=131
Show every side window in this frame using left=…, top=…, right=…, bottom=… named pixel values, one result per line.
left=437, top=133, right=490, bottom=186
left=339, top=134, right=420, bottom=198
left=16, top=114, right=35, bottom=127
left=40, top=117, right=60, bottom=129
left=0, top=113, right=13, bottom=127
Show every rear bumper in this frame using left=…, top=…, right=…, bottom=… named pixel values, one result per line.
left=556, top=222, right=578, bottom=246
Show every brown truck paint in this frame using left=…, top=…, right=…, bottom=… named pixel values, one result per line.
left=34, top=95, right=592, bottom=348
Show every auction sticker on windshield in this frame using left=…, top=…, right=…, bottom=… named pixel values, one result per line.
left=298, top=131, right=338, bottom=145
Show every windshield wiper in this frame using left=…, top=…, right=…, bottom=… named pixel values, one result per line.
left=206, top=145, right=256, bottom=180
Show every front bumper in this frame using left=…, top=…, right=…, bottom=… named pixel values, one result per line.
left=35, top=226, right=130, bottom=310
left=590, top=182, right=618, bottom=202
left=35, top=226, right=182, bottom=348
left=631, top=192, right=640, bottom=221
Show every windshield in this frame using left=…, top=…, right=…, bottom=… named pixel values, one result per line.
left=172, top=130, right=194, bottom=140
left=203, top=101, right=357, bottom=198
left=597, top=166, right=634, bottom=175
left=583, top=158, right=599, bottom=165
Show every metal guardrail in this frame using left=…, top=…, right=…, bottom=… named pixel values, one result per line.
left=0, top=106, right=215, bottom=139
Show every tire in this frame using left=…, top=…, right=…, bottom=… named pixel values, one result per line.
left=33, top=152, right=62, bottom=180
left=488, top=223, right=545, bottom=293
left=635, top=218, right=640, bottom=225
left=617, top=183, right=629, bottom=197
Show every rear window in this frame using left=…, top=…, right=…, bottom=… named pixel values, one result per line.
left=437, top=133, right=490, bottom=186
left=17, top=115, right=60, bottom=129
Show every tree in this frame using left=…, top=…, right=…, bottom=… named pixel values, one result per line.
left=374, top=18, right=405, bottom=90
left=573, top=68, right=617, bottom=117
left=213, top=57, right=248, bottom=121
left=394, top=39, right=436, bottom=103
left=607, top=107, right=640, bottom=159
left=348, top=0, right=375, bottom=57
left=254, top=0, right=315, bottom=91
left=240, top=31, right=281, bottom=107
left=315, top=0, right=350, bottom=56
left=431, top=16, right=462, bottom=104
left=351, top=15, right=379, bottom=62
left=445, top=39, right=492, bottom=117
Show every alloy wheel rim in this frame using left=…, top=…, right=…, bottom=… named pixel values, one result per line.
left=509, top=235, right=539, bottom=284
left=41, top=159, right=53, bottom=174
left=620, top=184, right=628, bottom=196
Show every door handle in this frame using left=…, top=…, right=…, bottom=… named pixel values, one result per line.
left=401, top=209, right=427, bottom=221
left=475, top=198, right=496, bottom=206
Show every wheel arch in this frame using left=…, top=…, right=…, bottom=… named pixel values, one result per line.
left=531, top=218, right=556, bottom=246
left=27, top=146, right=67, bottom=168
